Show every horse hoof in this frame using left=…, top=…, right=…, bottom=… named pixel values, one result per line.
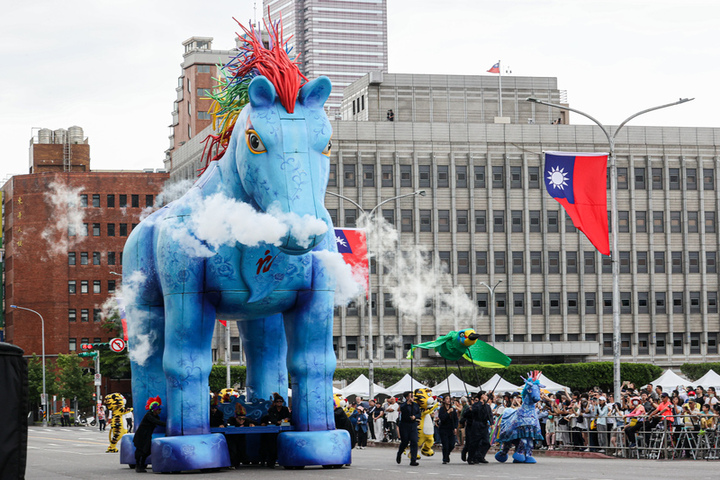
left=512, top=452, right=526, bottom=463
left=495, top=452, right=508, bottom=463
left=524, top=456, right=537, bottom=464
left=277, top=430, right=351, bottom=467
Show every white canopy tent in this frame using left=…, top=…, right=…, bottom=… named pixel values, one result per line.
left=385, top=374, right=430, bottom=396
left=339, top=374, right=391, bottom=398
left=689, top=370, right=720, bottom=389
left=432, top=373, right=480, bottom=397
left=645, top=369, right=691, bottom=392
left=287, top=386, right=343, bottom=398
left=481, top=374, right=520, bottom=394
left=515, top=373, right=570, bottom=394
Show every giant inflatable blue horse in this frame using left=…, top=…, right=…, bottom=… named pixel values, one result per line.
left=121, top=20, right=350, bottom=472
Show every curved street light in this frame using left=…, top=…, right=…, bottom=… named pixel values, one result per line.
left=11, top=304, right=47, bottom=427
left=327, top=189, right=426, bottom=400
left=479, top=280, right=503, bottom=346
left=526, top=96, right=694, bottom=401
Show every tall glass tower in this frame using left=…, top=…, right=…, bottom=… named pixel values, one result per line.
left=264, top=0, right=388, bottom=114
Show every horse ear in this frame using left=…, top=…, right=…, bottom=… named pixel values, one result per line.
left=248, top=76, right=277, bottom=108
left=299, top=76, right=332, bottom=109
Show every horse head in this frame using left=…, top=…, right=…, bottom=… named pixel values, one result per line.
left=226, top=74, right=333, bottom=255
left=521, top=370, right=545, bottom=405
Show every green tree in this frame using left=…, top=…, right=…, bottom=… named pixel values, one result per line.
left=27, top=354, right=56, bottom=411
left=98, top=307, right=131, bottom=379
left=55, top=354, right=94, bottom=409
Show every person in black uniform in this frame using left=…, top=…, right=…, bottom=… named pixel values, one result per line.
left=467, top=391, right=493, bottom=464
left=261, top=393, right=290, bottom=468
left=133, top=396, right=166, bottom=473
left=438, top=395, right=459, bottom=464
left=396, top=391, right=420, bottom=466
left=461, top=395, right=477, bottom=462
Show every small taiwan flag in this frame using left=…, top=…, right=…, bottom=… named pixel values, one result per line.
left=335, top=228, right=369, bottom=295
left=487, top=62, right=500, bottom=74
left=544, top=152, right=609, bottom=255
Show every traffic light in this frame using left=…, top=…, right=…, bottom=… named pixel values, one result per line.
left=78, top=351, right=98, bottom=358
left=92, top=342, right=110, bottom=350
left=80, top=343, right=94, bottom=351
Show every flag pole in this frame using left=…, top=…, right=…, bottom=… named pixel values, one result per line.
left=498, top=60, right=503, bottom=117
left=525, top=96, right=694, bottom=403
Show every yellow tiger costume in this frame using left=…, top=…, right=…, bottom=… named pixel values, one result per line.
left=104, top=393, right=132, bottom=453
left=408, top=388, right=439, bottom=458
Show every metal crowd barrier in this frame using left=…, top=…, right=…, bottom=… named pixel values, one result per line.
left=546, top=414, right=719, bottom=460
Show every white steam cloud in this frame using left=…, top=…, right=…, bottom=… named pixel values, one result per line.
left=40, top=180, right=86, bottom=258
left=120, top=270, right=157, bottom=367
left=313, top=250, right=364, bottom=305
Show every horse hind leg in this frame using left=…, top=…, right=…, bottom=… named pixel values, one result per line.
left=237, top=315, right=288, bottom=402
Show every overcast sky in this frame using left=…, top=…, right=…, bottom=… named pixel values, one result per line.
left=1, top=0, right=717, bottom=183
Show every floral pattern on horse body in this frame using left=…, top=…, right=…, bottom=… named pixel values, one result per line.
left=495, top=370, right=545, bottom=464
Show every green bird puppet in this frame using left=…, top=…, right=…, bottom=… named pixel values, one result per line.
left=406, top=328, right=511, bottom=368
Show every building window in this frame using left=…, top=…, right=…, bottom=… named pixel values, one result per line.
left=549, top=292, right=561, bottom=315
left=437, top=165, right=449, bottom=188
left=617, top=168, right=628, bottom=189
left=512, top=251, right=523, bottom=274
left=653, top=211, right=664, bottom=233
left=476, top=251, right=487, bottom=274
left=708, top=292, right=718, bottom=314
left=345, top=337, right=358, bottom=359
left=585, top=292, right=596, bottom=314
left=530, top=251, right=542, bottom=274
left=673, top=333, right=683, bottom=354
left=107, top=194, right=115, bottom=208
left=529, top=210, right=540, bottom=232
left=565, top=211, right=575, bottom=233
left=690, top=291, right=701, bottom=314
left=69, top=309, right=76, bottom=322
left=108, top=280, right=116, bottom=292
left=531, top=293, right=543, bottom=315
left=669, top=168, right=680, bottom=190
left=619, top=251, right=631, bottom=273
left=566, top=251, right=577, bottom=273
left=69, top=281, right=76, bottom=294
left=670, top=211, right=682, bottom=233
left=363, top=164, right=375, bottom=187
left=477, top=293, right=488, bottom=315
left=603, top=292, right=612, bottom=314
left=457, top=251, right=469, bottom=274
left=344, top=209, right=357, bottom=228
left=547, top=211, right=558, bottom=233
left=688, top=251, right=700, bottom=273
left=656, top=333, right=666, bottom=354
left=475, top=210, right=486, bottom=232
left=400, top=165, right=412, bottom=187
left=384, top=336, right=396, bottom=359
left=90, top=194, right=100, bottom=208
left=382, top=209, right=394, bottom=227
left=671, top=251, right=682, bottom=273
left=495, top=293, right=507, bottom=316
left=69, top=338, right=77, bottom=351
left=81, top=309, right=89, bottom=322
left=119, top=194, right=127, bottom=207
left=80, top=194, right=88, bottom=207
left=439, top=251, right=451, bottom=273
left=419, top=165, right=431, bottom=188
left=131, top=194, right=139, bottom=208
left=510, top=166, right=522, bottom=188
left=82, top=223, right=89, bottom=236
left=401, top=210, right=413, bottom=232
left=492, top=166, right=504, bottom=188
left=686, top=168, right=697, bottom=190
left=343, top=164, right=356, bottom=187
left=68, top=252, right=76, bottom=265
left=673, top=292, right=683, bottom=314
left=636, top=211, right=647, bottom=232
left=328, top=164, right=337, bottom=187
left=584, top=251, right=595, bottom=274
left=514, top=292, right=524, bottom=315
left=637, top=292, right=649, bottom=314
left=382, top=165, right=393, bottom=187
left=419, top=210, right=432, bottom=232
left=107, top=223, right=115, bottom=236
left=384, top=293, right=396, bottom=316
left=634, top=167, right=646, bottom=189
left=120, top=224, right=128, bottom=236
left=108, top=251, right=116, bottom=265
left=528, top=166, right=540, bottom=188
left=637, top=251, right=648, bottom=273
left=548, top=251, right=559, bottom=274
left=704, top=168, right=715, bottom=190
left=493, top=210, right=505, bottom=233
left=93, top=252, right=101, bottom=265
left=511, top=210, right=523, bottom=232
left=494, top=251, right=506, bottom=274
left=602, top=255, right=612, bottom=273
left=654, top=251, right=665, bottom=273
left=655, top=291, right=666, bottom=314
left=652, top=168, right=663, bottom=189
left=707, top=252, right=717, bottom=273
left=686, top=211, right=698, bottom=232
left=438, top=210, right=450, bottom=232
left=474, top=166, right=486, bottom=188
left=618, top=211, right=629, bottom=232
left=81, top=280, right=89, bottom=294
left=706, top=211, right=716, bottom=233
left=455, top=165, right=467, bottom=188
left=198, top=111, right=212, bottom=120
left=621, top=291, right=631, bottom=314
left=457, top=210, right=468, bottom=232
left=93, top=280, right=101, bottom=294
left=567, top=292, right=578, bottom=315
left=80, top=252, right=88, bottom=265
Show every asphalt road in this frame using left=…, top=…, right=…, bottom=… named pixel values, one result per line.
left=25, top=426, right=720, bottom=479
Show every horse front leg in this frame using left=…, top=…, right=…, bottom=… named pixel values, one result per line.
left=277, top=288, right=351, bottom=467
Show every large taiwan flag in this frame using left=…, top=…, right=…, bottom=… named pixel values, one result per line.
left=544, top=151, right=610, bottom=255
left=334, top=228, right=369, bottom=295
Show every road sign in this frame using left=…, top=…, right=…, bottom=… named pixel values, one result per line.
left=110, top=337, right=126, bottom=353
left=94, top=374, right=102, bottom=386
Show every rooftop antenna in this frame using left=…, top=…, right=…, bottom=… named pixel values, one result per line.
left=253, top=1, right=257, bottom=29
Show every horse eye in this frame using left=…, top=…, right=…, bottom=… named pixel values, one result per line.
left=322, top=139, right=332, bottom=156
left=245, top=130, right=266, bottom=154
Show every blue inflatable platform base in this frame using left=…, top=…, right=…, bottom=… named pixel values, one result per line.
left=278, top=430, right=351, bottom=467
left=149, top=434, right=231, bottom=473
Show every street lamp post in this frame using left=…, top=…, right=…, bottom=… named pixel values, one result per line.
left=526, top=96, right=694, bottom=401
left=479, top=280, right=502, bottom=345
left=11, top=304, right=47, bottom=427
left=328, top=189, right=426, bottom=400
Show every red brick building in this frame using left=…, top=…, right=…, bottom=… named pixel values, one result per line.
left=2, top=128, right=169, bottom=363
